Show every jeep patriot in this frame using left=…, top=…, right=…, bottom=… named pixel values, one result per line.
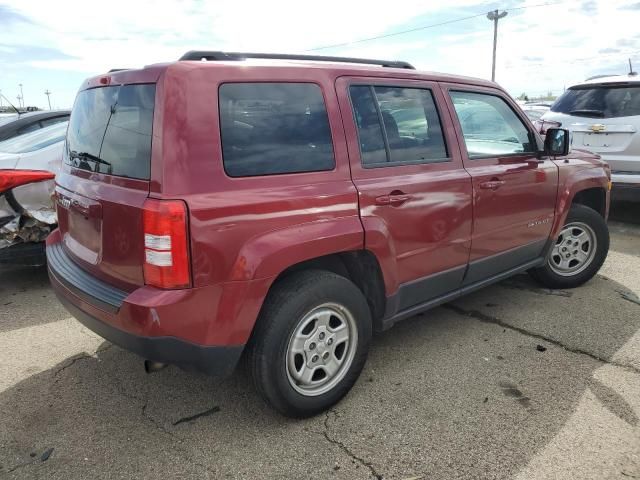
left=47, top=51, right=611, bottom=417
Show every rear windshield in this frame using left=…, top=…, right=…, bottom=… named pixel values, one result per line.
left=551, top=85, right=640, bottom=118
left=66, top=84, right=155, bottom=179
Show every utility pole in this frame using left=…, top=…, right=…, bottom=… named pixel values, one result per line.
left=17, top=95, right=22, bottom=110
left=487, top=9, right=508, bottom=82
left=0, top=89, right=3, bottom=109
left=18, top=83, right=24, bottom=108
left=44, top=89, right=52, bottom=110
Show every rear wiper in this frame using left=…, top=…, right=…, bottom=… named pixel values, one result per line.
left=69, top=150, right=112, bottom=172
left=569, top=109, right=605, bottom=118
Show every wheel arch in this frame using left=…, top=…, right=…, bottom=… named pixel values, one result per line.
left=552, top=168, right=609, bottom=239
left=269, top=250, right=388, bottom=331
left=571, top=187, right=607, bottom=218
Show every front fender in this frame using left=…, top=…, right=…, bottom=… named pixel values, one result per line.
left=552, top=165, right=609, bottom=238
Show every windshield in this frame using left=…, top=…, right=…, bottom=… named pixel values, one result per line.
left=551, top=85, right=640, bottom=118
left=65, top=84, right=155, bottom=179
left=0, top=121, right=68, bottom=154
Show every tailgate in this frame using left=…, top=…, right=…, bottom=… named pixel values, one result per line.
left=55, top=83, right=156, bottom=290
left=571, top=123, right=637, bottom=152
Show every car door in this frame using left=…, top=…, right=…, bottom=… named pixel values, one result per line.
left=441, top=84, right=558, bottom=284
left=336, top=77, right=473, bottom=313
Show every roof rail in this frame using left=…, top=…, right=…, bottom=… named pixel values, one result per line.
left=178, top=50, right=415, bottom=69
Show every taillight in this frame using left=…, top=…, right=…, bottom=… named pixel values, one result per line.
left=142, top=199, right=191, bottom=289
left=538, top=120, right=562, bottom=135
left=0, top=170, right=55, bottom=194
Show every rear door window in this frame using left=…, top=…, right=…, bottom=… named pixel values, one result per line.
left=219, top=83, right=335, bottom=177
left=551, top=85, right=640, bottom=118
left=349, top=85, right=448, bottom=166
left=66, top=84, right=155, bottom=179
left=450, top=91, right=536, bottom=158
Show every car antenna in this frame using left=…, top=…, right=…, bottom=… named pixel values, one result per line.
left=630, top=58, right=638, bottom=76
left=0, top=92, right=21, bottom=117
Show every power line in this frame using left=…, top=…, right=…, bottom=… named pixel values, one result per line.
left=508, top=49, right=640, bottom=70
left=307, top=1, right=566, bottom=52
left=307, top=12, right=488, bottom=52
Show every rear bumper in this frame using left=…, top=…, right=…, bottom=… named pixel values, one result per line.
left=54, top=291, right=243, bottom=376
left=611, top=173, right=640, bottom=202
left=612, top=172, right=640, bottom=185
left=0, top=241, right=46, bottom=266
left=46, top=234, right=244, bottom=376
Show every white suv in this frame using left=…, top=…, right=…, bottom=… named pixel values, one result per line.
left=540, top=73, right=640, bottom=200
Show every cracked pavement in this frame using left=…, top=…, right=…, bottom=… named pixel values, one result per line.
left=1, top=215, right=639, bottom=479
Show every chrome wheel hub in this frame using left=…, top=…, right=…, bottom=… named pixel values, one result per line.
left=548, top=222, right=597, bottom=277
left=286, top=303, right=357, bottom=397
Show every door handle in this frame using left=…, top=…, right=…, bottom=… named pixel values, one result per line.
left=479, top=179, right=506, bottom=190
left=375, top=192, right=411, bottom=206
left=388, top=194, right=411, bottom=204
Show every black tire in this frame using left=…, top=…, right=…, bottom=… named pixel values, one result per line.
left=529, top=204, right=609, bottom=289
left=247, top=270, right=372, bottom=418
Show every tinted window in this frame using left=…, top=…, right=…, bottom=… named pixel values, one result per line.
left=349, top=86, right=387, bottom=165
left=219, top=83, right=334, bottom=177
left=349, top=85, right=448, bottom=166
left=551, top=85, right=640, bottom=118
left=66, top=84, right=155, bottom=179
left=450, top=91, right=535, bottom=158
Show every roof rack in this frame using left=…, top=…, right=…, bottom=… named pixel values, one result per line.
left=178, top=50, right=415, bottom=70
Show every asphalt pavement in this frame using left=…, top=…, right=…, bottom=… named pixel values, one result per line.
left=0, top=206, right=639, bottom=479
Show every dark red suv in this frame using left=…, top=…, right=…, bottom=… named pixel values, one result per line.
left=48, top=51, right=610, bottom=417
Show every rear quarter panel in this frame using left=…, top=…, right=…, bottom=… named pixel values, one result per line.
left=157, top=63, right=363, bottom=288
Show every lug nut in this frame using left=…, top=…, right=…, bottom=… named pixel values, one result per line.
left=319, top=332, right=325, bottom=340
left=309, top=342, right=316, bottom=350
left=312, top=355, right=319, bottom=363
left=327, top=338, right=333, bottom=346
left=323, top=352, right=329, bottom=360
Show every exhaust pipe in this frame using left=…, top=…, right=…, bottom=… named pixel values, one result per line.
left=144, top=360, right=168, bottom=374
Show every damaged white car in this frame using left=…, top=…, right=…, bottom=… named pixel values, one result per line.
left=0, top=121, right=68, bottom=266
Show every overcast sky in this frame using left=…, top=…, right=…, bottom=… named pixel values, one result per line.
left=1, top=0, right=640, bottom=109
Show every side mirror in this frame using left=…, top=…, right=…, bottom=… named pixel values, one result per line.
left=544, top=128, right=571, bottom=156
